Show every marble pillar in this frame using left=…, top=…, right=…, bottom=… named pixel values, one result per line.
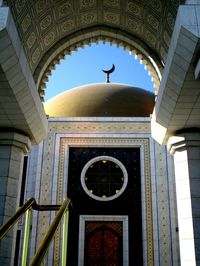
left=168, top=132, right=200, bottom=266
left=0, top=131, right=31, bottom=265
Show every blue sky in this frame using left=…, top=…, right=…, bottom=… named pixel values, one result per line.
left=45, top=42, right=154, bottom=101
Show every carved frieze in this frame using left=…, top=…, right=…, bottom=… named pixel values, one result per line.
left=32, top=47, right=40, bottom=64
left=149, top=0, right=162, bottom=12
left=103, top=0, right=120, bottom=9
left=43, top=31, right=56, bottom=47
left=60, top=19, right=75, bottom=35
left=80, top=0, right=97, bottom=9
left=127, top=2, right=143, bottom=18
left=7, top=0, right=179, bottom=74
left=126, top=17, right=141, bottom=34
left=21, top=14, right=31, bottom=33
left=147, top=13, right=160, bottom=31
left=40, top=15, right=52, bottom=31
left=27, top=32, right=36, bottom=49
left=103, top=11, right=120, bottom=25
left=57, top=2, right=73, bottom=18
left=80, top=12, right=97, bottom=25
left=49, top=121, right=151, bottom=134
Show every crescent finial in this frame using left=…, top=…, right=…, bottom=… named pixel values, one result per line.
left=102, top=64, right=115, bottom=83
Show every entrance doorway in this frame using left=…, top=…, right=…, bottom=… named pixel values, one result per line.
left=85, top=222, right=122, bottom=266
left=78, top=215, right=129, bottom=266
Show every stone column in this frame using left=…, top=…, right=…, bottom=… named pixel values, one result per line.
left=168, top=132, right=200, bottom=266
left=0, top=131, right=31, bottom=265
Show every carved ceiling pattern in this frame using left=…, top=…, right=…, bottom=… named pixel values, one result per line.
left=6, top=0, right=185, bottom=96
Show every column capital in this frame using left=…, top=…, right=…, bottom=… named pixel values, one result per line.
left=167, top=132, right=200, bottom=155
left=0, top=131, right=31, bottom=154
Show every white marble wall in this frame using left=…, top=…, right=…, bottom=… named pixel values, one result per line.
left=24, top=118, right=178, bottom=265
left=0, top=131, right=30, bottom=266
left=150, top=140, right=179, bottom=265
left=169, top=133, right=200, bottom=265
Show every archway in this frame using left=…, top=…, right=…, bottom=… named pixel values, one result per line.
left=36, top=27, right=163, bottom=100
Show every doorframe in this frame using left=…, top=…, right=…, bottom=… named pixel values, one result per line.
left=78, top=215, right=129, bottom=266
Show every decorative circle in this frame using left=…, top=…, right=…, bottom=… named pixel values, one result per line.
left=81, top=156, right=128, bottom=201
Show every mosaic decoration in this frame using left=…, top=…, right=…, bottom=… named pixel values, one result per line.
left=36, top=130, right=55, bottom=248
left=53, top=137, right=153, bottom=265
left=34, top=120, right=174, bottom=265
left=37, top=119, right=153, bottom=264
left=49, top=121, right=151, bottom=134
left=155, top=144, right=172, bottom=265
left=143, top=139, right=153, bottom=266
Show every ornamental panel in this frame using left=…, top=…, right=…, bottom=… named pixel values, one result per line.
left=147, top=13, right=160, bottom=31
left=103, top=0, right=120, bottom=9
left=6, top=0, right=182, bottom=88
left=60, top=19, right=75, bottom=35
left=21, top=14, right=31, bottom=33
left=79, top=0, right=97, bottom=10
left=57, top=1, right=73, bottom=18
left=126, top=2, right=143, bottom=18
left=43, top=31, right=56, bottom=47
left=81, top=156, right=128, bottom=201
left=80, top=12, right=98, bottom=26
left=34, top=0, right=50, bottom=15
left=49, top=137, right=154, bottom=265
left=103, top=11, right=120, bottom=25
left=39, top=15, right=52, bottom=31
left=27, top=32, right=36, bottom=49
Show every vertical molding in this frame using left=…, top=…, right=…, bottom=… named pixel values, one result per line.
left=51, top=136, right=154, bottom=265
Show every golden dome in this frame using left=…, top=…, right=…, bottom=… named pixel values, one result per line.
left=44, top=83, right=155, bottom=117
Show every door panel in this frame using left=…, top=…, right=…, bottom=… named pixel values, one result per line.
left=85, top=222, right=122, bottom=266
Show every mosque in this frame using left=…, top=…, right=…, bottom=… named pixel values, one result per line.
left=0, top=0, right=200, bottom=265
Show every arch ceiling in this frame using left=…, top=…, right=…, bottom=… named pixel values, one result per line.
left=6, top=0, right=185, bottom=97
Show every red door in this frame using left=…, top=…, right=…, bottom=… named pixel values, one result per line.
left=85, top=223, right=122, bottom=266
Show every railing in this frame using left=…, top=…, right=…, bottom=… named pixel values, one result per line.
left=0, top=197, right=71, bottom=266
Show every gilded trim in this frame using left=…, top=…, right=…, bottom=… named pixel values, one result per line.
left=53, top=137, right=153, bottom=265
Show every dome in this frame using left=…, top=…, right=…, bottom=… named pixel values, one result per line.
left=44, top=83, right=155, bottom=117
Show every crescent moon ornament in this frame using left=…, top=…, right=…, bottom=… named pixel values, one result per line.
left=102, top=64, right=115, bottom=83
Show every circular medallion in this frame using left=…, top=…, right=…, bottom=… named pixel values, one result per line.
left=81, top=156, right=128, bottom=201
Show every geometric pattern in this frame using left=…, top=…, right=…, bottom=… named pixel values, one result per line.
left=7, top=0, right=185, bottom=96
left=53, top=136, right=154, bottom=265
left=85, top=221, right=123, bottom=236
left=34, top=120, right=175, bottom=265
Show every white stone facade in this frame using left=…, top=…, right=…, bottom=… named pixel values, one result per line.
left=18, top=117, right=179, bottom=265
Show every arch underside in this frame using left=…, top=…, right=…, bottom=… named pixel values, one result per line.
left=36, top=27, right=164, bottom=99
left=6, top=0, right=186, bottom=97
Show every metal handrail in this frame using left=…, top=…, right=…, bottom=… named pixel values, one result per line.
left=0, top=197, right=62, bottom=240
left=0, top=197, right=36, bottom=239
left=0, top=197, right=71, bottom=265
left=30, top=198, right=71, bottom=266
